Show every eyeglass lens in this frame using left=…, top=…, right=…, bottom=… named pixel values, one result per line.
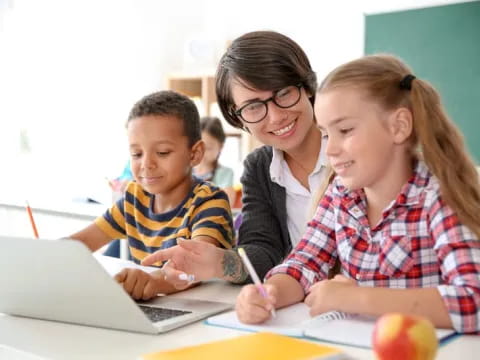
left=238, top=85, right=301, bottom=123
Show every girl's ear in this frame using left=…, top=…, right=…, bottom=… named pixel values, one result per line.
left=190, top=140, right=205, bottom=166
left=389, top=107, right=413, bottom=144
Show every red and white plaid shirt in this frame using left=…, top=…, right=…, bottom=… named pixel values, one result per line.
left=267, top=161, right=480, bottom=333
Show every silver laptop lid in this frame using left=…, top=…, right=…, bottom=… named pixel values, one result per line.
left=0, top=237, right=231, bottom=334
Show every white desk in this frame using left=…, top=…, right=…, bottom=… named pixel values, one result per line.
left=0, top=278, right=478, bottom=360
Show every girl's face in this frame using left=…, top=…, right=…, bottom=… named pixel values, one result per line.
left=230, top=81, right=316, bottom=153
left=201, top=131, right=222, bottom=166
left=315, top=87, right=409, bottom=193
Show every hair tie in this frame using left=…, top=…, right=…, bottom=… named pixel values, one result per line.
left=399, top=74, right=416, bottom=90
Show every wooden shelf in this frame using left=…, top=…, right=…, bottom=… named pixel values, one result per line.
left=167, top=75, right=216, bottom=116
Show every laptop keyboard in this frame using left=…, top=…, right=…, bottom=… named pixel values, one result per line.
left=139, top=305, right=192, bottom=322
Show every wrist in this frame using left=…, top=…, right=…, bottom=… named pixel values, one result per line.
left=219, top=248, right=248, bottom=283
left=214, top=247, right=228, bottom=279
left=341, top=284, right=366, bottom=314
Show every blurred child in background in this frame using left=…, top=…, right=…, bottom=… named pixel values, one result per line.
left=194, top=116, right=236, bottom=206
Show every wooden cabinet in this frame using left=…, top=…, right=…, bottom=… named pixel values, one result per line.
left=167, top=75, right=216, bottom=116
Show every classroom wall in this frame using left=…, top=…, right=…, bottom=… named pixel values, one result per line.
left=365, top=1, right=480, bottom=161
left=0, top=0, right=472, bottom=202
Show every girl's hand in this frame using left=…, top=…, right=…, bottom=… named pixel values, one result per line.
left=304, top=275, right=357, bottom=316
left=235, top=284, right=277, bottom=324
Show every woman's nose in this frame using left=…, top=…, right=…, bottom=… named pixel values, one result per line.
left=266, top=101, right=288, bottom=124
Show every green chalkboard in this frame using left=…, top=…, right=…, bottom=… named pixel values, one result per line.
left=365, top=1, right=480, bottom=162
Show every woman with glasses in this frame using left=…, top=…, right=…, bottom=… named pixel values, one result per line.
left=142, top=31, right=329, bottom=288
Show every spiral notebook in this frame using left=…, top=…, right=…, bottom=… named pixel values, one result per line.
left=205, top=302, right=457, bottom=348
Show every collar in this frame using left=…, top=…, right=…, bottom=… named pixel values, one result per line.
left=269, top=137, right=329, bottom=183
left=335, top=159, right=433, bottom=207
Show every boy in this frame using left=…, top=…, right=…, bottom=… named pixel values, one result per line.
left=69, top=91, right=234, bottom=300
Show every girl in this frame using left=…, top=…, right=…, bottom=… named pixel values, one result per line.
left=235, top=54, right=480, bottom=333
left=194, top=116, right=236, bottom=206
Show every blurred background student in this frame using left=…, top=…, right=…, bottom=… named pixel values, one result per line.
left=194, top=116, right=236, bottom=206
left=103, top=160, right=133, bottom=259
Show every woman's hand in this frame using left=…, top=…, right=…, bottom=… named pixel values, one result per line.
left=304, top=275, right=357, bottom=316
left=235, top=283, right=277, bottom=324
left=141, top=238, right=226, bottom=282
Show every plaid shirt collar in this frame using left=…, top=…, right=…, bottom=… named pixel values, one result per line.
left=334, top=160, right=433, bottom=214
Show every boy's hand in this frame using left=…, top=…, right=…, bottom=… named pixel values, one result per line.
left=114, top=268, right=165, bottom=300
left=304, top=275, right=357, bottom=316
left=141, top=238, right=225, bottom=282
left=235, top=284, right=277, bottom=324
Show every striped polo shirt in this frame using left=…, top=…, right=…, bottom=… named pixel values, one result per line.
left=95, top=178, right=234, bottom=264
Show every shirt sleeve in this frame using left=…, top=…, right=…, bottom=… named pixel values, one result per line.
left=431, top=196, right=480, bottom=333
left=266, top=184, right=339, bottom=293
left=190, top=186, right=234, bottom=249
left=213, top=166, right=234, bottom=188
left=94, top=197, right=127, bottom=240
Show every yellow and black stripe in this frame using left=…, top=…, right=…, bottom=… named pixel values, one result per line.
left=95, top=179, right=234, bottom=265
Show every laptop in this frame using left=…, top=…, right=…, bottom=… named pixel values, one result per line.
left=0, top=236, right=232, bottom=334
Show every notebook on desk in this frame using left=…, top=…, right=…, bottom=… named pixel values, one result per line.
left=0, top=236, right=232, bottom=334
left=206, top=302, right=457, bottom=348
left=139, top=332, right=346, bottom=360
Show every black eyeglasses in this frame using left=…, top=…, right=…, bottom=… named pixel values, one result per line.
left=233, top=84, right=303, bottom=124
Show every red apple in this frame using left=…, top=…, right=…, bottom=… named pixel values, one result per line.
left=372, top=313, right=438, bottom=360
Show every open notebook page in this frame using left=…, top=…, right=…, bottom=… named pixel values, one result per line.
left=304, top=315, right=456, bottom=348
left=206, top=302, right=456, bottom=348
left=206, top=302, right=353, bottom=337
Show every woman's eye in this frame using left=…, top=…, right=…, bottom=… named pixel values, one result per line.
left=277, top=88, right=290, bottom=98
left=244, top=102, right=263, bottom=113
left=340, top=128, right=353, bottom=135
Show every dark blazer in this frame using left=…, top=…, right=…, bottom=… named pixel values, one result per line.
left=238, top=145, right=292, bottom=281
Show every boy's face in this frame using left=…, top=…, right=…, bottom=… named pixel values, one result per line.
left=127, top=115, right=201, bottom=196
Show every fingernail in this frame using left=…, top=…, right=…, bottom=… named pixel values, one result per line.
left=162, top=259, right=171, bottom=268
left=178, top=273, right=195, bottom=282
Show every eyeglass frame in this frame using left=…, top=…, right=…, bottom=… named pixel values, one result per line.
left=232, top=83, right=304, bottom=124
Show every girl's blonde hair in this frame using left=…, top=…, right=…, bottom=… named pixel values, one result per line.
left=314, top=54, right=480, bottom=237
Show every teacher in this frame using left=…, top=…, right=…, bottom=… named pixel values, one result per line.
left=143, top=30, right=328, bottom=285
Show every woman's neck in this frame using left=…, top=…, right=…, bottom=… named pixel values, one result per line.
left=285, top=125, right=322, bottom=173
